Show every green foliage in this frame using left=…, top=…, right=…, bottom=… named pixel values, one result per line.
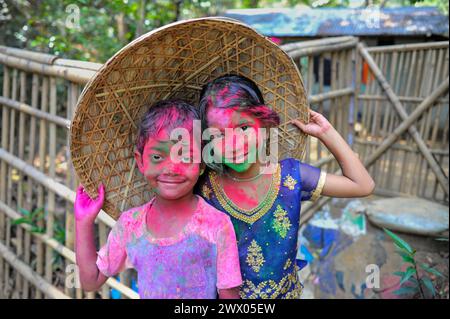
left=384, top=228, right=415, bottom=254
left=13, top=207, right=46, bottom=234
left=14, top=206, right=67, bottom=270
left=383, top=228, right=445, bottom=299
left=14, top=206, right=66, bottom=244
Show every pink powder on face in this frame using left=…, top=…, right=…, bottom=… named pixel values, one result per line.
left=137, top=128, right=201, bottom=200
left=206, top=107, right=266, bottom=163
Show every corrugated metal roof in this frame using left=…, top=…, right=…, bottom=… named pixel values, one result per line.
left=223, top=6, right=449, bottom=37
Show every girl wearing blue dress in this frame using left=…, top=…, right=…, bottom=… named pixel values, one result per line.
left=195, top=74, right=375, bottom=299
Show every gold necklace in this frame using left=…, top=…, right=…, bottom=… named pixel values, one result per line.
left=209, top=164, right=281, bottom=224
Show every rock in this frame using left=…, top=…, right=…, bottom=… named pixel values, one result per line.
left=365, top=197, right=449, bottom=237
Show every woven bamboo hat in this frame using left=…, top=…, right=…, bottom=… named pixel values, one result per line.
left=70, top=17, right=309, bottom=220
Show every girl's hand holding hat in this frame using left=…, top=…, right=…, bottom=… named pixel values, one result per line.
left=74, top=184, right=105, bottom=223
left=290, top=109, right=332, bottom=139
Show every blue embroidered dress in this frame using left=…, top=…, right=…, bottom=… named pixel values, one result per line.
left=197, top=158, right=326, bottom=299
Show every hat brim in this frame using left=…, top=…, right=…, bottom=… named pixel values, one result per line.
left=70, top=17, right=309, bottom=220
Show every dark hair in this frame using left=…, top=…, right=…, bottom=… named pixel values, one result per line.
left=198, top=74, right=280, bottom=129
left=135, top=99, right=201, bottom=155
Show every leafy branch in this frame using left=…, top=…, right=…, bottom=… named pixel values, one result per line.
left=384, top=228, right=445, bottom=298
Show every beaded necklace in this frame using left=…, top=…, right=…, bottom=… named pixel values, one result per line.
left=209, top=163, right=281, bottom=224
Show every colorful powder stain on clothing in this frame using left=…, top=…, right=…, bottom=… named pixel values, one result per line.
left=96, top=195, right=242, bottom=299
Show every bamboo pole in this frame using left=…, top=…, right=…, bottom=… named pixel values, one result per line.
left=367, top=41, right=448, bottom=53
left=419, top=49, right=437, bottom=197
left=317, top=53, right=324, bottom=160
left=7, top=69, right=17, bottom=207
left=409, top=49, right=426, bottom=195
left=358, top=43, right=449, bottom=195
left=305, top=55, right=314, bottom=160
left=370, top=52, right=385, bottom=180
left=430, top=49, right=447, bottom=199
left=354, top=45, right=362, bottom=147
left=35, top=76, right=49, bottom=299
left=53, top=59, right=102, bottom=71
left=0, top=45, right=101, bottom=71
left=281, top=36, right=356, bottom=52
left=289, top=39, right=358, bottom=59
left=354, top=138, right=449, bottom=155
left=0, top=97, right=71, bottom=128
left=347, top=48, right=355, bottom=146
left=98, top=223, right=110, bottom=299
left=379, top=51, right=398, bottom=189
left=65, top=82, right=76, bottom=298
left=410, top=50, right=428, bottom=196
left=0, top=45, right=57, bottom=65
left=330, top=51, right=338, bottom=171
left=23, top=74, right=39, bottom=298
left=358, top=94, right=448, bottom=103
left=398, top=50, right=417, bottom=194
left=308, top=87, right=354, bottom=104
left=3, top=68, right=18, bottom=297
left=44, top=77, right=57, bottom=291
left=0, top=65, right=10, bottom=295
left=13, top=71, right=27, bottom=296
left=0, top=53, right=95, bottom=85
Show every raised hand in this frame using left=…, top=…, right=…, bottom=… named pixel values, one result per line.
left=74, top=184, right=104, bottom=223
left=291, top=109, right=332, bottom=139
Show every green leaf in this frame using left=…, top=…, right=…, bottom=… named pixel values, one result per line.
left=396, top=250, right=415, bottom=264
left=19, top=207, right=30, bottom=216
left=399, top=267, right=416, bottom=286
left=31, top=226, right=45, bottom=234
left=384, top=228, right=415, bottom=254
left=421, top=264, right=444, bottom=278
left=31, top=207, right=44, bottom=218
left=392, top=286, right=418, bottom=296
left=421, top=277, right=436, bottom=297
left=12, top=217, right=30, bottom=225
left=393, top=271, right=404, bottom=277
left=408, top=276, right=419, bottom=285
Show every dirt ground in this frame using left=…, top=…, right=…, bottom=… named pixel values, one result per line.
left=298, top=196, right=449, bottom=299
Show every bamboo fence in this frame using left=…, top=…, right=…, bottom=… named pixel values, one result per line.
left=0, top=37, right=448, bottom=299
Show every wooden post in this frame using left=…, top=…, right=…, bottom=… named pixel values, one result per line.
left=36, top=77, right=49, bottom=298
left=44, top=77, right=57, bottom=293
left=14, top=71, right=26, bottom=297
left=23, top=74, right=39, bottom=298
left=0, top=65, right=10, bottom=296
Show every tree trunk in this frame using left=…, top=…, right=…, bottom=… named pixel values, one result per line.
left=115, top=12, right=127, bottom=43
left=136, top=0, right=147, bottom=37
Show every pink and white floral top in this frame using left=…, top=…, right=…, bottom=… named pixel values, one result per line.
left=96, top=195, right=242, bottom=299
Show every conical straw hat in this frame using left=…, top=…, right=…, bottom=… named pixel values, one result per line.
left=70, top=17, right=309, bottom=220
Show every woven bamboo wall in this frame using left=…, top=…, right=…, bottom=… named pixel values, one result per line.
left=355, top=42, right=449, bottom=203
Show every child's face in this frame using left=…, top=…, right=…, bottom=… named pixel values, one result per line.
left=135, top=128, right=201, bottom=200
left=206, top=106, right=263, bottom=173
